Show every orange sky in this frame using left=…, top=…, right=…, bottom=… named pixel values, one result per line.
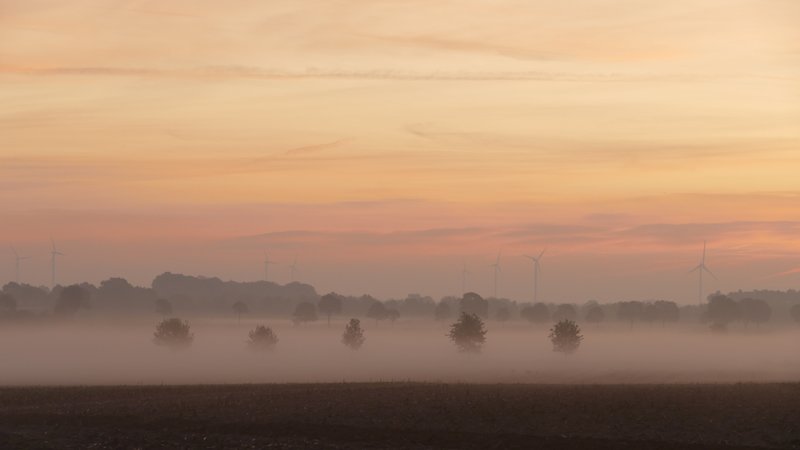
left=1, top=0, right=799, bottom=301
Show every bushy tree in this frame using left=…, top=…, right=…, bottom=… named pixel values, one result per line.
left=342, top=318, right=365, bottom=350
left=155, top=298, right=173, bottom=316
left=448, top=313, right=487, bottom=353
left=385, top=308, right=400, bottom=324
left=549, top=319, right=583, bottom=354
left=460, top=292, right=488, bottom=319
left=584, top=305, right=605, bottom=324
left=247, top=325, right=279, bottom=351
left=293, top=302, right=318, bottom=324
left=652, top=300, right=680, bottom=325
left=318, top=292, right=343, bottom=326
left=54, top=285, right=90, bottom=317
left=366, top=301, right=388, bottom=323
left=706, top=294, right=740, bottom=331
left=520, top=303, right=549, bottom=324
left=232, top=301, right=249, bottom=324
left=434, top=301, right=452, bottom=321
left=153, top=318, right=194, bottom=349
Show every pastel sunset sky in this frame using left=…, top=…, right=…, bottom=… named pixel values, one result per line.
left=2, top=0, right=799, bottom=302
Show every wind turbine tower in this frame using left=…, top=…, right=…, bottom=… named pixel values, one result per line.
left=263, top=252, right=278, bottom=282
left=523, top=249, right=546, bottom=303
left=50, top=240, right=64, bottom=288
left=489, top=251, right=501, bottom=298
left=289, top=257, right=299, bottom=282
left=10, top=247, right=30, bottom=284
left=689, top=241, right=716, bottom=304
left=461, top=261, right=470, bottom=296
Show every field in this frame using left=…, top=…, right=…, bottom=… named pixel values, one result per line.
left=1, top=383, right=799, bottom=449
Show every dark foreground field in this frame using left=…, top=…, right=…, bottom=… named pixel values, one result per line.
left=0, top=383, right=798, bottom=449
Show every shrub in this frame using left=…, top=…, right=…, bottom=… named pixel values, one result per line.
left=247, top=325, right=278, bottom=351
left=153, top=318, right=194, bottom=349
left=342, top=318, right=366, bottom=350
left=448, top=312, right=487, bottom=353
left=549, top=319, right=583, bottom=354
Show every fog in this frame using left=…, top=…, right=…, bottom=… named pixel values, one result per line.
left=1, top=318, right=797, bottom=386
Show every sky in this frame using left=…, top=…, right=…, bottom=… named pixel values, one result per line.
left=1, top=0, right=799, bottom=302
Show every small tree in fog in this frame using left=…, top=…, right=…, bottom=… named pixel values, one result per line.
left=318, top=292, right=343, bottom=326
left=549, top=319, right=583, bottom=354
left=434, top=301, right=452, bottom=321
left=366, top=301, right=388, bottom=324
left=293, top=302, right=318, bottom=325
left=247, top=325, right=279, bottom=351
left=448, top=312, right=487, bottom=353
left=342, top=318, right=366, bottom=350
left=232, top=301, right=249, bottom=324
left=584, top=305, right=605, bottom=324
left=791, top=304, right=800, bottom=324
left=155, top=298, right=173, bottom=316
left=153, top=318, right=194, bottom=349
left=386, top=308, right=400, bottom=324
left=520, top=303, right=549, bottom=324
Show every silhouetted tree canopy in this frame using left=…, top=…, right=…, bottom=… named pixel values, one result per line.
left=549, top=319, right=583, bottom=354
left=342, top=318, right=366, bottom=350
left=460, top=292, right=488, bottom=319
left=520, top=303, right=550, bottom=324
left=293, top=302, right=318, bottom=324
left=153, top=318, right=193, bottom=349
left=617, top=301, right=644, bottom=327
left=739, top=298, right=771, bottom=326
left=652, top=300, right=680, bottom=324
left=448, top=312, right=487, bottom=353
left=54, top=285, right=90, bottom=317
left=706, top=294, right=740, bottom=331
left=366, top=301, right=388, bottom=322
left=318, top=292, right=344, bottom=325
left=247, top=325, right=278, bottom=351
left=584, top=305, right=605, bottom=324
left=552, top=304, right=577, bottom=321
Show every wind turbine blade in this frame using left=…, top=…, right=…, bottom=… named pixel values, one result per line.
left=688, top=264, right=702, bottom=274
left=523, top=255, right=534, bottom=260
left=703, top=266, right=717, bottom=280
left=10, top=246, right=18, bottom=258
left=538, top=248, right=546, bottom=259
left=702, top=241, right=707, bottom=263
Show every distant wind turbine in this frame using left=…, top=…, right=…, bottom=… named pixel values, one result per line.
left=50, top=239, right=64, bottom=288
left=263, top=251, right=278, bottom=282
left=10, top=246, right=30, bottom=284
left=461, top=261, right=471, bottom=296
left=489, top=251, right=501, bottom=298
left=689, top=241, right=716, bottom=304
left=523, top=249, right=546, bottom=303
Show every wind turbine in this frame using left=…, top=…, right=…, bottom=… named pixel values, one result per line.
left=10, top=247, right=30, bottom=284
left=289, top=257, right=299, bottom=282
left=489, top=251, right=501, bottom=298
left=523, top=248, right=546, bottom=303
left=50, top=239, right=64, bottom=288
left=461, top=261, right=471, bottom=296
left=689, top=241, right=716, bottom=304
left=262, top=251, right=278, bottom=282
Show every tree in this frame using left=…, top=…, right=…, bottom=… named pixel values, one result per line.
left=155, top=298, right=173, bottom=316
left=520, top=303, right=550, bottom=324
left=434, top=301, right=452, bottom=321
left=448, top=313, right=487, bottom=353
left=549, top=319, right=583, bottom=354
left=706, top=294, right=740, bottom=332
left=460, top=292, right=488, bottom=318
left=247, top=325, right=278, bottom=351
left=652, top=300, right=680, bottom=325
left=293, top=302, right=318, bottom=325
left=318, top=292, right=343, bottom=326
left=342, top=318, right=366, bottom=350
left=617, top=301, right=644, bottom=328
left=791, top=304, right=800, bottom=324
left=153, top=318, right=193, bottom=349
left=495, top=306, right=510, bottom=323
left=552, top=304, right=577, bottom=321
left=0, top=293, right=17, bottom=314
left=232, top=301, right=249, bottom=324
left=366, top=301, right=388, bottom=323
left=739, top=298, right=771, bottom=327
left=584, top=305, right=605, bottom=324
left=54, top=285, right=90, bottom=317
left=385, top=308, right=400, bottom=324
